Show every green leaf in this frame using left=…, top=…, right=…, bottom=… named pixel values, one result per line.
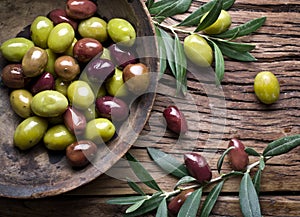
left=215, top=41, right=257, bottom=61
left=244, top=147, right=260, bottom=157
left=259, top=157, right=265, bottom=170
left=174, top=33, right=187, bottom=94
left=239, top=173, right=262, bottom=217
left=145, top=0, right=154, bottom=9
left=154, top=0, right=193, bottom=22
left=178, top=188, right=202, bottom=217
left=195, top=0, right=223, bottom=32
left=175, top=176, right=197, bottom=188
left=209, top=40, right=225, bottom=85
left=155, top=198, right=168, bottom=217
left=178, top=0, right=235, bottom=27
left=216, top=40, right=256, bottom=52
left=252, top=169, right=262, bottom=195
left=126, top=152, right=162, bottom=192
left=149, top=0, right=176, bottom=15
left=126, top=199, right=146, bottom=213
left=222, top=171, right=244, bottom=179
left=155, top=26, right=167, bottom=78
left=107, top=195, right=149, bottom=205
left=200, top=180, right=224, bottom=217
left=217, top=146, right=235, bottom=173
left=215, top=17, right=266, bottom=39
left=263, top=134, right=300, bottom=157
left=127, top=178, right=146, bottom=196
left=124, top=193, right=164, bottom=217
left=147, top=147, right=189, bottom=178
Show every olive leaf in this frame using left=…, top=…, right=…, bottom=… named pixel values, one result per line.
left=174, top=34, right=187, bottom=94
left=244, top=147, right=260, bottom=157
left=178, top=188, right=202, bottom=217
left=147, top=147, right=189, bottom=178
left=222, top=171, right=244, bottom=179
left=124, top=193, right=164, bottom=217
left=252, top=169, right=262, bottom=195
left=107, top=195, right=150, bottom=205
left=155, top=26, right=167, bottom=78
left=216, top=40, right=256, bottom=52
left=215, top=16, right=267, bottom=39
left=148, top=0, right=176, bottom=15
left=154, top=0, right=193, bottom=23
left=262, top=134, right=300, bottom=157
left=126, top=199, right=147, bottom=213
left=145, top=0, right=154, bottom=9
left=217, top=146, right=235, bottom=173
left=209, top=39, right=225, bottom=85
left=174, top=176, right=197, bottom=188
left=200, top=180, right=225, bottom=217
left=126, top=152, right=162, bottom=192
left=127, top=178, right=146, bottom=196
left=179, top=0, right=235, bottom=27
left=259, top=157, right=265, bottom=171
left=155, top=198, right=168, bottom=217
left=195, top=0, right=223, bottom=32
left=239, top=173, right=262, bottom=217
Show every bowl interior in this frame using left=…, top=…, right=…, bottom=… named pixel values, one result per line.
left=0, top=0, right=158, bottom=198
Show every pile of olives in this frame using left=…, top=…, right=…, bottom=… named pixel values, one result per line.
left=0, top=0, right=150, bottom=168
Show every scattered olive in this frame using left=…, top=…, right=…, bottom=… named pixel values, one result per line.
left=254, top=71, right=280, bottom=104
left=66, top=140, right=98, bottom=167
left=123, top=63, right=150, bottom=93
left=168, top=189, right=194, bottom=216
left=201, top=10, right=231, bottom=35
left=54, top=55, right=80, bottom=81
left=163, top=105, right=188, bottom=135
left=14, top=116, right=48, bottom=150
left=227, top=138, right=249, bottom=171
left=183, top=34, right=213, bottom=67
left=10, top=89, right=33, bottom=118
left=184, top=153, right=212, bottom=183
left=1, top=64, right=29, bottom=89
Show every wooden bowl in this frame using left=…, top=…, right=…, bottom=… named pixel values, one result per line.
left=0, top=0, right=158, bottom=198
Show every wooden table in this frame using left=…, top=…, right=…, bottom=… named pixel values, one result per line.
left=0, top=0, right=299, bottom=216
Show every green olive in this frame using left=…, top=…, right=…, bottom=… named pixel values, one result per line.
left=201, top=10, right=231, bottom=35
left=31, top=90, right=69, bottom=117
left=183, top=34, right=213, bottom=67
left=14, top=116, right=48, bottom=150
left=44, top=124, right=76, bottom=150
left=67, top=80, right=95, bottom=110
left=30, top=16, right=54, bottom=48
left=47, top=23, right=75, bottom=53
left=45, top=49, right=58, bottom=77
left=84, top=105, right=98, bottom=121
left=97, top=85, right=106, bottom=98
left=254, top=71, right=280, bottom=104
left=55, top=77, right=71, bottom=96
left=106, top=68, right=127, bottom=97
left=107, top=18, right=136, bottom=47
left=64, top=37, right=77, bottom=57
left=85, top=118, right=115, bottom=143
left=78, top=17, right=108, bottom=42
left=0, top=37, right=34, bottom=62
left=22, top=46, right=48, bottom=77
left=10, top=89, right=33, bottom=118
left=100, top=48, right=111, bottom=60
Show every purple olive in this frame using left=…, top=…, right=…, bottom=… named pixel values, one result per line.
left=63, top=106, right=87, bottom=135
left=66, top=140, right=97, bottom=167
left=73, top=38, right=103, bottom=63
left=163, top=105, right=188, bottom=135
left=85, top=58, right=115, bottom=83
left=95, top=96, right=129, bottom=121
left=109, top=44, right=137, bottom=69
left=168, top=189, right=194, bottom=215
left=48, top=8, right=78, bottom=30
left=227, top=138, right=249, bottom=171
left=1, top=64, right=30, bottom=89
left=184, top=153, right=212, bottom=183
left=30, top=72, right=55, bottom=95
left=66, top=0, right=97, bottom=20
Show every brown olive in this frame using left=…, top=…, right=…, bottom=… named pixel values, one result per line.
left=48, top=8, right=78, bottom=30
left=227, top=138, right=249, bottom=171
left=22, top=46, right=48, bottom=77
left=168, top=189, right=194, bottom=215
left=95, top=96, right=129, bottom=122
left=30, top=72, right=55, bottom=95
left=163, top=105, right=188, bottom=135
left=66, top=0, right=97, bottom=20
left=109, top=44, right=137, bottom=69
left=66, top=140, right=98, bottom=167
left=184, top=153, right=212, bottom=184
left=73, top=38, right=103, bottom=62
left=63, top=106, right=87, bottom=135
left=54, top=55, right=80, bottom=81
left=123, top=63, right=150, bottom=93
left=1, top=64, right=29, bottom=88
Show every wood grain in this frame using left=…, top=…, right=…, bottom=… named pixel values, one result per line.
left=0, top=0, right=300, bottom=216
